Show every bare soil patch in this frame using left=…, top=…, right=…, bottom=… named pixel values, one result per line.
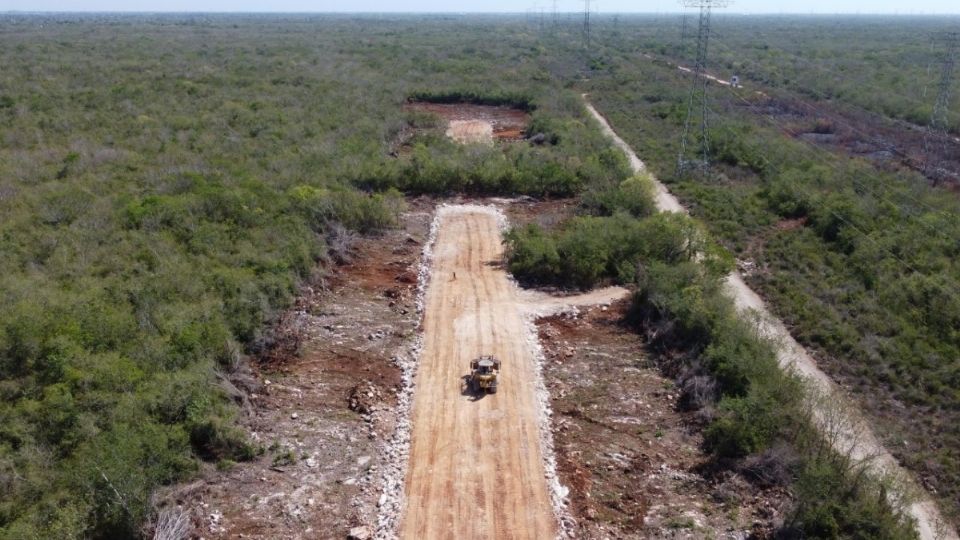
left=168, top=202, right=434, bottom=539
left=404, top=102, right=531, bottom=143
left=446, top=119, right=494, bottom=145
left=539, top=301, right=788, bottom=538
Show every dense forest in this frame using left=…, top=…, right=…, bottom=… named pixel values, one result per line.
left=0, top=12, right=953, bottom=538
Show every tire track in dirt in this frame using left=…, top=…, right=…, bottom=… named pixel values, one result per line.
left=399, top=206, right=557, bottom=540
left=584, top=98, right=959, bottom=540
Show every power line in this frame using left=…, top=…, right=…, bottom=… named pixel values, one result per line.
left=706, top=35, right=959, bottom=219
left=700, top=29, right=937, bottom=119
left=695, top=48, right=960, bottom=244
left=924, top=31, right=960, bottom=185
left=676, top=0, right=731, bottom=176
left=717, top=85, right=960, bottom=302
left=599, top=20, right=960, bottom=314
left=715, top=32, right=958, bottom=185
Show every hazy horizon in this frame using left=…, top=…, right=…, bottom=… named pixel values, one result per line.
left=3, top=0, right=959, bottom=16
left=4, top=10, right=960, bottom=15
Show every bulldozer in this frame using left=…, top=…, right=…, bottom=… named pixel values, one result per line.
left=468, top=355, right=501, bottom=394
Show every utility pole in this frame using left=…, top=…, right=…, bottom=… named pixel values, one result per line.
left=924, top=31, right=959, bottom=184
left=676, top=0, right=731, bottom=175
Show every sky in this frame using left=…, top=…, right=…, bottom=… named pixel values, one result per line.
left=3, top=0, right=959, bottom=14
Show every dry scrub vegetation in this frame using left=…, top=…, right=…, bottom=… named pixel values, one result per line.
left=0, top=12, right=948, bottom=539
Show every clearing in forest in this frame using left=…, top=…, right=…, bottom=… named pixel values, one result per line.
left=399, top=205, right=624, bottom=540
left=404, top=102, right=531, bottom=144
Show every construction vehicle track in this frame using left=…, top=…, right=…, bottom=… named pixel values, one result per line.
left=398, top=205, right=627, bottom=539
left=400, top=207, right=556, bottom=539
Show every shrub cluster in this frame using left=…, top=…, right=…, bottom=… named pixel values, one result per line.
left=506, top=211, right=727, bottom=289
left=0, top=177, right=400, bottom=537
left=356, top=118, right=630, bottom=197
left=638, top=259, right=917, bottom=538
left=407, top=89, right=536, bottom=111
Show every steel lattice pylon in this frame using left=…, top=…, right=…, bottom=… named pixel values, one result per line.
left=676, top=0, right=731, bottom=175
left=583, top=0, right=593, bottom=51
left=932, top=33, right=959, bottom=132
left=924, top=31, right=959, bottom=184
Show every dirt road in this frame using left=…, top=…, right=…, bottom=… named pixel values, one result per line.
left=400, top=206, right=557, bottom=540
left=585, top=100, right=958, bottom=540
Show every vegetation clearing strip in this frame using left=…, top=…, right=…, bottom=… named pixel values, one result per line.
left=379, top=204, right=574, bottom=539
left=583, top=99, right=958, bottom=540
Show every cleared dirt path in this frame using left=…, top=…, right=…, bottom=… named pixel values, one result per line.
left=400, top=206, right=556, bottom=540
left=584, top=99, right=958, bottom=540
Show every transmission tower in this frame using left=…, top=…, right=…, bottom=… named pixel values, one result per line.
left=553, top=0, right=559, bottom=27
left=676, top=0, right=731, bottom=175
left=931, top=32, right=959, bottom=132
left=923, top=31, right=959, bottom=184
left=583, top=0, right=594, bottom=50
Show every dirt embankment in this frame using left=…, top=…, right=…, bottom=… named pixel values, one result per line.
left=585, top=99, right=959, bottom=540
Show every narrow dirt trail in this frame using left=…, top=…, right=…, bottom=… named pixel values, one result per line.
left=584, top=99, right=958, bottom=540
left=400, top=207, right=557, bottom=540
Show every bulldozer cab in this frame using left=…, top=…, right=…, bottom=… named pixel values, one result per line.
left=468, top=355, right=501, bottom=394
left=471, top=355, right=500, bottom=372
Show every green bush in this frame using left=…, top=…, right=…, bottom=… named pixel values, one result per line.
left=506, top=212, right=727, bottom=289
left=407, top=89, right=536, bottom=111
left=582, top=173, right=658, bottom=218
left=189, top=418, right=256, bottom=462
left=705, top=394, right=781, bottom=458
left=504, top=225, right=562, bottom=284
left=786, top=458, right=918, bottom=539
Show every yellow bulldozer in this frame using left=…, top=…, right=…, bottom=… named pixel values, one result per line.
left=468, top=355, right=501, bottom=394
